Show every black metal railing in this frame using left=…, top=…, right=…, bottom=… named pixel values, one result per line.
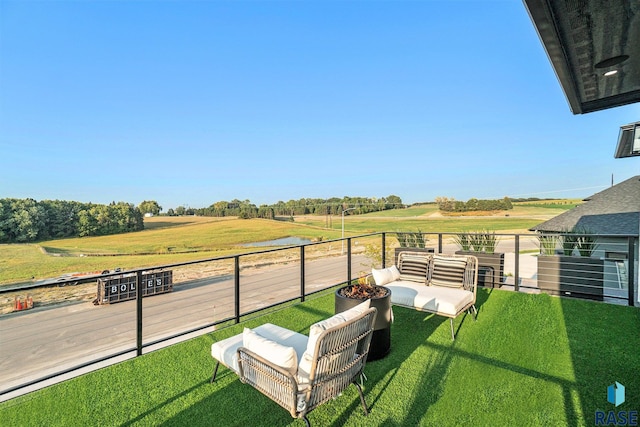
left=0, top=231, right=637, bottom=399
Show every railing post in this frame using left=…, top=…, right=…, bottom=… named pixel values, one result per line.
left=628, top=237, right=636, bottom=306
left=300, top=246, right=306, bottom=302
left=514, top=235, right=520, bottom=292
left=438, top=233, right=443, bottom=254
left=234, top=256, right=241, bottom=323
left=136, top=270, right=143, bottom=357
left=381, top=232, right=386, bottom=267
left=347, top=237, right=352, bottom=284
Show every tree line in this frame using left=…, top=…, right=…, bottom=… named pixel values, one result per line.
left=0, top=195, right=404, bottom=242
left=165, top=195, right=405, bottom=219
left=0, top=199, right=144, bottom=243
left=435, top=196, right=513, bottom=212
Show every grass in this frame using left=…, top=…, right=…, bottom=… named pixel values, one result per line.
left=298, top=215, right=542, bottom=235
left=0, top=203, right=559, bottom=285
left=41, top=217, right=334, bottom=255
left=359, top=203, right=440, bottom=217
left=514, top=199, right=583, bottom=210
left=0, top=217, right=342, bottom=284
left=2, top=289, right=638, bottom=426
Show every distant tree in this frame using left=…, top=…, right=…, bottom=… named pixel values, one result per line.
left=77, top=206, right=98, bottom=237
left=502, top=197, right=513, bottom=210
left=435, top=196, right=456, bottom=211
left=385, top=195, right=403, bottom=209
left=7, top=199, right=45, bottom=242
left=258, top=206, right=275, bottom=219
left=436, top=196, right=513, bottom=212
left=138, top=200, right=162, bottom=216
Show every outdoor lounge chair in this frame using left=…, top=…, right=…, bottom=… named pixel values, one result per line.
left=210, top=300, right=377, bottom=426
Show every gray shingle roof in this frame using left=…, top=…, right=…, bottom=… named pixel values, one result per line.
left=530, top=175, right=640, bottom=235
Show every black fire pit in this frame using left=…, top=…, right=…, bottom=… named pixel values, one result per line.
left=335, top=285, right=392, bottom=360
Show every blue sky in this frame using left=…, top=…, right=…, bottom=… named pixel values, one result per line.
left=1, top=0, right=639, bottom=211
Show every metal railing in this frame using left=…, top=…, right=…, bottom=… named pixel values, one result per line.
left=0, top=231, right=637, bottom=399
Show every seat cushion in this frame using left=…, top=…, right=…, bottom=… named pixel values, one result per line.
left=211, top=323, right=308, bottom=375
left=386, top=281, right=474, bottom=316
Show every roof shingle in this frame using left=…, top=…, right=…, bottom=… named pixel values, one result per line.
left=530, top=175, right=640, bottom=235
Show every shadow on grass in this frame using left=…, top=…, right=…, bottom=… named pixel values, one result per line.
left=120, top=379, right=212, bottom=427
left=156, top=291, right=490, bottom=426
left=372, top=308, right=456, bottom=426
left=560, top=297, right=640, bottom=424
left=163, top=303, right=453, bottom=426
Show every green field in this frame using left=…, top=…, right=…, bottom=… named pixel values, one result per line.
left=0, top=202, right=572, bottom=285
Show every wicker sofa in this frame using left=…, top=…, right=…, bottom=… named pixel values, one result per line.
left=372, top=251, right=478, bottom=340
left=210, top=300, right=377, bottom=426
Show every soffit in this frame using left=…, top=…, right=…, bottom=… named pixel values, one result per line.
left=524, top=0, right=640, bottom=114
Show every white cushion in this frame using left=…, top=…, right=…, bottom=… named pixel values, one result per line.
left=243, top=328, right=298, bottom=376
left=211, top=323, right=307, bottom=375
left=299, top=300, right=371, bottom=376
left=386, top=281, right=474, bottom=316
left=371, top=265, right=401, bottom=286
left=339, top=299, right=371, bottom=322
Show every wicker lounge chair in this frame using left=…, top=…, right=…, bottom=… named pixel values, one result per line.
left=210, top=301, right=377, bottom=426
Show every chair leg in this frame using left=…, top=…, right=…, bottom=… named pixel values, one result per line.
left=353, top=381, right=369, bottom=416
left=450, top=318, right=455, bottom=340
left=472, top=305, right=478, bottom=320
left=210, top=361, right=220, bottom=383
left=303, top=415, right=311, bottom=427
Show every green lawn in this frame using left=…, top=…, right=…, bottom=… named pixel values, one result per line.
left=0, top=217, right=342, bottom=284
left=0, top=207, right=551, bottom=285
left=359, top=203, right=440, bottom=217
left=2, top=289, right=638, bottom=426
left=298, top=216, right=543, bottom=234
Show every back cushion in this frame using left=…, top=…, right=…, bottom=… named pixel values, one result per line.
left=372, top=265, right=401, bottom=286
left=397, top=253, right=430, bottom=283
left=243, top=328, right=298, bottom=375
left=430, top=255, right=467, bottom=288
left=299, top=300, right=370, bottom=376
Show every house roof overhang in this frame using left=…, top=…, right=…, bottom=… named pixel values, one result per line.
left=523, top=0, right=640, bottom=114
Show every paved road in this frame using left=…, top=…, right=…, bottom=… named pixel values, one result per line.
left=0, top=253, right=372, bottom=397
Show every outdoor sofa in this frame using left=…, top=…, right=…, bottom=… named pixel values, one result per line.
left=372, top=251, right=478, bottom=340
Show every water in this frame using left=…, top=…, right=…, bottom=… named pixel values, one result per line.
left=240, top=237, right=313, bottom=247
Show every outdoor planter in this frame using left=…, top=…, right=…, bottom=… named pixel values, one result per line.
left=455, top=250, right=504, bottom=288
left=335, top=284, right=392, bottom=360
left=537, top=255, right=604, bottom=301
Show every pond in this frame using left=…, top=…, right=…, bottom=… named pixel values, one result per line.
left=240, top=237, right=313, bottom=248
